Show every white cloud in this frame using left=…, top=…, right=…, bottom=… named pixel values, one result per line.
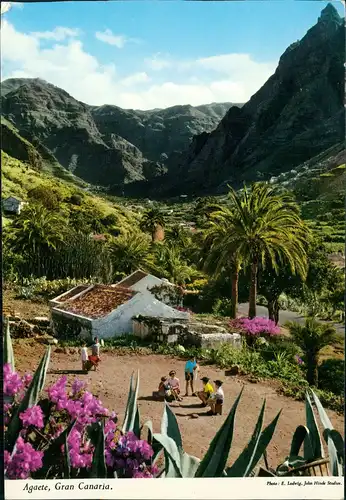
left=95, top=29, right=128, bottom=48
left=120, top=72, right=150, bottom=87
left=1, top=19, right=277, bottom=110
left=1, top=2, right=12, bottom=15
left=31, top=27, right=81, bottom=42
left=145, top=54, right=172, bottom=71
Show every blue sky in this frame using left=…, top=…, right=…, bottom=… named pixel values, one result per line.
left=1, top=1, right=344, bottom=109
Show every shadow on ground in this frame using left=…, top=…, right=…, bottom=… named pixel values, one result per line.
left=49, top=369, right=88, bottom=375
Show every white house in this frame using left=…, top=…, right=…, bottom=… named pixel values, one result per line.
left=114, top=270, right=181, bottom=306
left=3, top=197, right=27, bottom=215
left=50, top=284, right=190, bottom=341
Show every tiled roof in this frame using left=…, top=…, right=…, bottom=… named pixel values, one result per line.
left=59, top=285, right=136, bottom=319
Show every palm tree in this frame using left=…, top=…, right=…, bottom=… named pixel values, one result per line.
left=11, top=204, right=66, bottom=254
left=165, top=224, right=190, bottom=249
left=109, top=231, right=152, bottom=276
left=140, top=208, right=165, bottom=242
left=10, top=204, right=66, bottom=276
left=202, top=212, right=242, bottom=319
left=286, top=318, right=338, bottom=386
left=202, top=183, right=309, bottom=319
left=153, top=244, right=193, bottom=285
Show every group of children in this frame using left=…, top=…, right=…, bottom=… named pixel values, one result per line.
left=156, top=356, right=225, bottom=416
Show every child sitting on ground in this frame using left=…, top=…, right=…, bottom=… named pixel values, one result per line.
left=167, top=370, right=183, bottom=401
left=207, top=380, right=224, bottom=415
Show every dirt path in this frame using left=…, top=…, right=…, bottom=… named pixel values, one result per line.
left=12, top=341, right=344, bottom=470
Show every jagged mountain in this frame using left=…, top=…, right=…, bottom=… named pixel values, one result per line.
left=144, top=3, right=344, bottom=197
left=1, top=78, right=233, bottom=187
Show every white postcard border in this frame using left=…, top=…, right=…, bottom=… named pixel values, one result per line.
left=4, top=477, right=345, bottom=500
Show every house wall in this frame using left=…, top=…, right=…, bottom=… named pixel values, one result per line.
left=92, top=291, right=190, bottom=339
left=51, top=308, right=93, bottom=341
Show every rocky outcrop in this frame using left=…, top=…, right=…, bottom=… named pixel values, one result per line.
left=159, top=4, right=345, bottom=196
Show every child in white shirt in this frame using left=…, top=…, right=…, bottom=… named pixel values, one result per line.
left=81, top=347, right=88, bottom=370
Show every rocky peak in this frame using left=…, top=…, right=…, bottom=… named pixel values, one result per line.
left=318, top=3, right=342, bottom=25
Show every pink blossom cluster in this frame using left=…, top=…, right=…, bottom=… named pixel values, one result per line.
left=20, top=405, right=44, bottom=429
left=4, top=368, right=157, bottom=480
left=230, top=317, right=280, bottom=337
left=105, top=428, right=157, bottom=478
left=67, top=426, right=94, bottom=469
left=4, top=363, right=24, bottom=397
left=4, top=437, right=43, bottom=479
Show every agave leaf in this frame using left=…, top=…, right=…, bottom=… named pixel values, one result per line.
left=323, top=429, right=344, bottom=475
left=180, top=452, right=200, bottom=477
left=90, top=420, right=107, bottom=478
left=327, top=430, right=345, bottom=464
left=194, top=387, right=243, bottom=477
left=305, top=391, right=323, bottom=458
left=134, top=407, right=141, bottom=439
left=310, top=389, right=341, bottom=476
left=161, top=402, right=183, bottom=450
left=143, top=420, right=153, bottom=444
left=310, top=389, right=334, bottom=430
left=63, top=434, right=71, bottom=479
left=152, top=433, right=182, bottom=477
left=303, top=429, right=314, bottom=462
left=227, top=403, right=281, bottom=477
left=122, top=370, right=140, bottom=434
left=6, top=347, right=51, bottom=453
left=289, top=425, right=308, bottom=457
left=4, top=318, right=15, bottom=371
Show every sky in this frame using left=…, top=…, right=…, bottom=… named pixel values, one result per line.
left=1, top=1, right=344, bottom=110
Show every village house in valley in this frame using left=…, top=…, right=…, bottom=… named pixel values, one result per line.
left=50, top=283, right=189, bottom=341
left=3, top=196, right=27, bottom=215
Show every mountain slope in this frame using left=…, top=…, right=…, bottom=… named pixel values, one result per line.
left=154, top=3, right=344, bottom=197
left=1, top=78, right=233, bottom=187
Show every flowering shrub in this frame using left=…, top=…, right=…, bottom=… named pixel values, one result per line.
left=230, top=317, right=280, bottom=337
left=4, top=364, right=156, bottom=480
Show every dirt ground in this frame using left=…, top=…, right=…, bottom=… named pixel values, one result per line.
left=12, top=340, right=344, bottom=471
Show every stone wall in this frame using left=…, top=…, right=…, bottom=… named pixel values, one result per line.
left=133, top=317, right=242, bottom=349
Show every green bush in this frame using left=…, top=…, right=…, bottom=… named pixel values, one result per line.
left=318, top=358, right=344, bottom=396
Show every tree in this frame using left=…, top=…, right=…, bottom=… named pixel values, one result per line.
left=9, top=204, right=67, bottom=277
left=109, top=231, right=151, bottom=277
left=165, top=225, right=190, bottom=249
left=258, top=263, right=302, bottom=324
left=202, top=214, right=242, bottom=319
left=286, top=318, right=338, bottom=386
left=153, top=245, right=194, bottom=285
left=140, top=208, right=165, bottom=242
left=209, top=183, right=308, bottom=318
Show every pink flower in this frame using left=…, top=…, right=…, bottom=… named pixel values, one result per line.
left=19, top=405, right=44, bottom=429
left=5, top=437, right=43, bottom=479
left=22, top=373, right=33, bottom=387
left=4, top=364, right=24, bottom=397
left=230, top=317, right=280, bottom=337
left=72, top=378, right=86, bottom=395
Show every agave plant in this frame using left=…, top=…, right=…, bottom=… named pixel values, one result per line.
left=3, top=320, right=343, bottom=479
left=276, top=389, right=344, bottom=476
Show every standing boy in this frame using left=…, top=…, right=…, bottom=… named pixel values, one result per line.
left=184, top=357, right=197, bottom=396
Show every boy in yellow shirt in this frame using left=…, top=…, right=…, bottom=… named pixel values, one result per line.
left=197, top=377, right=214, bottom=407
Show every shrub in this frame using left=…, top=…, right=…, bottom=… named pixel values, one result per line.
left=231, top=317, right=280, bottom=337
left=318, top=358, right=344, bottom=396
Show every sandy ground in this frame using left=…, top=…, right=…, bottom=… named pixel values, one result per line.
left=12, top=340, right=344, bottom=471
